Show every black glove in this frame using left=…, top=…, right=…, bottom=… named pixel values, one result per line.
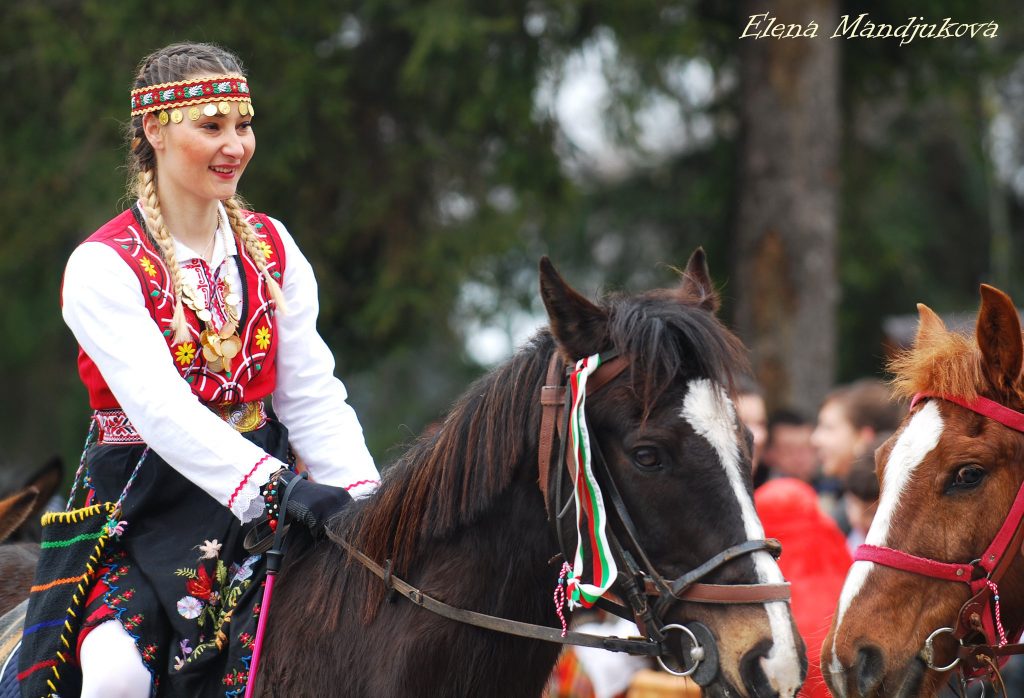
left=273, top=470, right=353, bottom=536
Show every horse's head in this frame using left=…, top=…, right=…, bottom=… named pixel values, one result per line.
left=540, top=250, right=806, bottom=698
left=823, top=285, right=1024, bottom=697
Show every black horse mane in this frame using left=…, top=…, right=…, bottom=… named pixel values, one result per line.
left=324, top=282, right=747, bottom=616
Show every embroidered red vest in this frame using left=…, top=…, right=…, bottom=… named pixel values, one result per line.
left=75, top=207, right=287, bottom=408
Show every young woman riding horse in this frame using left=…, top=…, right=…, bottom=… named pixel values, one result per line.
left=823, top=285, right=1024, bottom=697
left=5, top=250, right=807, bottom=697
left=7, top=41, right=806, bottom=698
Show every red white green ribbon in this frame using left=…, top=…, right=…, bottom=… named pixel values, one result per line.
left=566, top=353, right=618, bottom=609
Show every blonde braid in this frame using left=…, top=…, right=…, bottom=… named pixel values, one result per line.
left=137, top=169, right=193, bottom=343
left=223, top=197, right=288, bottom=315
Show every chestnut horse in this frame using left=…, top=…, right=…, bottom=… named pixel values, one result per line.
left=823, top=285, right=1024, bottom=697
left=3, top=253, right=806, bottom=697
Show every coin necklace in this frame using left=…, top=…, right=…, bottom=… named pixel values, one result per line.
left=180, top=228, right=243, bottom=375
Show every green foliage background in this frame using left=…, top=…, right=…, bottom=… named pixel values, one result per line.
left=1, top=1, right=1022, bottom=483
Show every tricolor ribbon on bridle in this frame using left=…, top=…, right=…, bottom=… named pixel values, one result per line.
left=566, top=354, right=618, bottom=609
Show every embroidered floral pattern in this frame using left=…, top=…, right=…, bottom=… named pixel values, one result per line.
left=172, top=638, right=193, bottom=672
left=255, top=326, right=271, bottom=350
left=174, top=541, right=261, bottom=670
left=185, top=566, right=213, bottom=601
left=96, top=549, right=159, bottom=684
left=175, top=342, right=197, bottom=365
left=256, top=240, right=273, bottom=259
left=140, top=257, right=157, bottom=276
left=177, top=595, right=203, bottom=619
left=222, top=667, right=247, bottom=691
left=199, top=539, right=223, bottom=559
left=228, top=556, right=258, bottom=584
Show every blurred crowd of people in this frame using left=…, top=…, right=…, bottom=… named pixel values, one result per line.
left=739, top=377, right=902, bottom=554
left=736, top=376, right=904, bottom=698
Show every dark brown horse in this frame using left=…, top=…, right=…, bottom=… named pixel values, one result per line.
left=253, top=253, right=805, bottom=697
left=823, top=285, right=1024, bottom=697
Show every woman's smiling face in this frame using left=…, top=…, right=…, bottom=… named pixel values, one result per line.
left=145, top=90, right=255, bottom=206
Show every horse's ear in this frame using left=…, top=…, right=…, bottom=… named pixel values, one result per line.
left=677, top=247, right=720, bottom=312
left=0, top=488, right=38, bottom=543
left=21, top=456, right=63, bottom=521
left=539, top=257, right=608, bottom=360
left=977, top=284, right=1023, bottom=394
left=914, top=303, right=947, bottom=348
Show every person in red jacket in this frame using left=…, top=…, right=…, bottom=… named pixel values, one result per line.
left=755, top=477, right=852, bottom=698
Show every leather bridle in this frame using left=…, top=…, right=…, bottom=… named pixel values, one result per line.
left=854, top=392, right=1024, bottom=685
left=538, top=350, right=791, bottom=679
left=331, top=348, right=792, bottom=684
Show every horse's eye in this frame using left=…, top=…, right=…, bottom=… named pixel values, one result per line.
left=950, top=464, right=986, bottom=491
left=632, top=447, right=662, bottom=470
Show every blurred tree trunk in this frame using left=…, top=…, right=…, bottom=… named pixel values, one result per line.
left=733, top=0, right=841, bottom=417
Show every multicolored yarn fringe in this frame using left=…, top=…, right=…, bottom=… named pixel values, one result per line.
left=565, top=354, right=618, bottom=609
left=19, top=416, right=144, bottom=697
left=19, top=502, right=117, bottom=698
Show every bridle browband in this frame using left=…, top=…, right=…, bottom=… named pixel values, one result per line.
left=330, top=348, right=791, bottom=683
left=854, top=391, right=1024, bottom=684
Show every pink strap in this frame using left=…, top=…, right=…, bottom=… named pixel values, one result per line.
left=244, top=567, right=276, bottom=697
left=979, top=477, right=1024, bottom=575
left=855, top=544, right=974, bottom=582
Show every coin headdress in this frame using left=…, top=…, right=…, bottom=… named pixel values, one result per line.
left=130, top=75, right=254, bottom=126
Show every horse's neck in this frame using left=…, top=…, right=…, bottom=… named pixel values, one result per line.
left=262, top=480, right=563, bottom=697
left=416, top=480, right=557, bottom=614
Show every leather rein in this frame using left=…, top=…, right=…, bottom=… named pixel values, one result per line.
left=329, top=349, right=791, bottom=674
left=854, top=392, right=1024, bottom=683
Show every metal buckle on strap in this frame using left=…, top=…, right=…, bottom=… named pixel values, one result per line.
left=209, top=401, right=268, bottom=433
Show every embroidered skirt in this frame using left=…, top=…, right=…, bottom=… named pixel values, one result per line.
left=76, top=419, right=290, bottom=697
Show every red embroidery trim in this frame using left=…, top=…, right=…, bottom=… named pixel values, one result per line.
left=228, top=454, right=272, bottom=510
left=343, top=479, right=380, bottom=491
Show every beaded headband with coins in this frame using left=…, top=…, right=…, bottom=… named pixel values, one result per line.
left=130, top=75, right=254, bottom=126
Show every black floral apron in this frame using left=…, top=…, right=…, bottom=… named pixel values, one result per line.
left=76, top=419, right=288, bottom=697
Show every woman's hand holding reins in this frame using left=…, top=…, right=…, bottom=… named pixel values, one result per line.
left=263, top=469, right=352, bottom=536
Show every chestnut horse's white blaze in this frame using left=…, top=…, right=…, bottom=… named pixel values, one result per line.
left=682, top=378, right=803, bottom=696
left=828, top=400, right=944, bottom=684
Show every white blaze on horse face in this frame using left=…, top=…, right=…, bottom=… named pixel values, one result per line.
left=829, top=400, right=944, bottom=675
left=682, top=379, right=803, bottom=697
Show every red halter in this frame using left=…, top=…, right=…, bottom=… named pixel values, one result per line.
left=854, top=391, right=1024, bottom=672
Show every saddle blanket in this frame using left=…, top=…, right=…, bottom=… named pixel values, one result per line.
left=0, top=600, right=27, bottom=698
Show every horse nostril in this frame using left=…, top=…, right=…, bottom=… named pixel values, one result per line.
left=739, top=641, right=778, bottom=698
left=854, top=645, right=885, bottom=696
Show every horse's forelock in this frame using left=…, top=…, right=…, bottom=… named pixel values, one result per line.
left=889, top=331, right=990, bottom=403
left=607, top=293, right=748, bottom=418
